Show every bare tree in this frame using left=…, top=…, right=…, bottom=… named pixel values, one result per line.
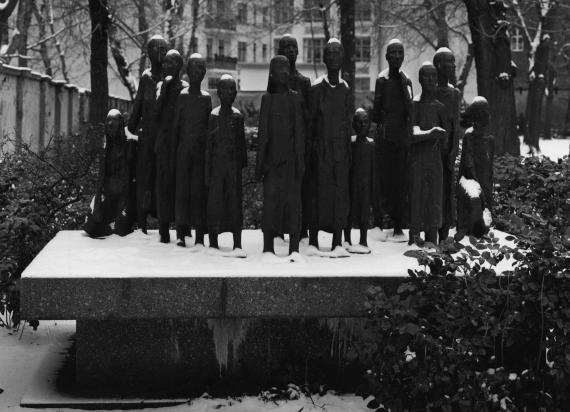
left=88, top=0, right=109, bottom=125
left=0, top=0, right=19, bottom=58
left=339, top=0, right=355, bottom=106
left=510, top=0, right=556, bottom=151
left=464, top=0, right=519, bottom=155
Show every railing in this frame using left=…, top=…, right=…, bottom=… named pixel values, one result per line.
left=206, top=55, right=238, bottom=71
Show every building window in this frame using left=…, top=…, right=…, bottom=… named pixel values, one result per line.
left=218, top=39, right=225, bottom=56
left=262, top=43, right=267, bottom=61
left=274, top=0, right=294, bottom=24
left=303, top=0, right=323, bottom=22
left=253, top=6, right=257, bottom=25
left=207, top=38, right=213, bottom=59
left=511, top=28, right=524, bottom=52
left=356, top=0, right=372, bottom=21
left=216, top=0, right=226, bottom=16
left=355, top=37, right=371, bottom=62
left=208, top=77, right=218, bottom=89
left=355, top=77, right=370, bottom=91
left=262, top=7, right=269, bottom=26
left=253, top=42, right=257, bottom=63
left=237, top=3, right=247, bottom=24
left=238, top=41, right=247, bottom=62
left=303, top=38, right=325, bottom=63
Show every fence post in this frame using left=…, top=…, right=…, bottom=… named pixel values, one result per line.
left=15, top=67, right=32, bottom=151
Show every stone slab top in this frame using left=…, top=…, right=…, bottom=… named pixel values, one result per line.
left=22, top=229, right=423, bottom=279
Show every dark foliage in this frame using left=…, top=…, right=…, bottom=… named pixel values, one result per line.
left=0, top=135, right=99, bottom=327
left=355, top=154, right=570, bottom=411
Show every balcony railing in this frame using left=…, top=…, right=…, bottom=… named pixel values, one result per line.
left=206, top=54, right=238, bottom=71
left=205, top=15, right=236, bottom=30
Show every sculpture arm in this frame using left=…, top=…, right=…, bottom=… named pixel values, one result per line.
left=293, top=93, right=305, bottom=178
left=205, top=114, right=216, bottom=186
left=371, top=77, right=383, bottom=125
left=255, top=94, right=270, bottom=181
left=237, top=114, right=247, bottom=169
left=127, top=79, right=144, bottom=134
left=170, top=97, right=182, bottom=175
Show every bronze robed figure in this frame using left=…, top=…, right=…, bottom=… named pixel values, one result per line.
left=307, top=39, right=353, bottom=258
left=171, top=53, right=212, bottom=248
left=256, top=56, right=305, bottom=261
left=84, top=109, right=135, bottom=238
left=408, top=63, right=447, bottom=246
left=372, top=39, right=413, bottom=242
left=127, top=35, right=167, bottom=233
left=154, top=49, right=187, bottom=243
left=206, top=75, right=248, bottom=257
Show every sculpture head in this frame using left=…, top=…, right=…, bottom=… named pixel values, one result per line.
left=217, top=74, right=237, bottom=107
left=187, top=53, right=207, bottom=85
left=433, top=47, right=456, bottom=82
left=419, top=62, right=438, bottom=93
left=147, top=35, right=168, bottom=66
left=162, top=49, right=183, bottom=78
left=353, top=108, right=370, bottom=137
left=323, top=38, right=343, bottom=72
left=386, top=39, right=404, bottom=72
left=267, top=55, right=290, bottom=93
left=464, top=96, right=490, bottom=129
left=278, top=34, right=299, bottom=66
left=105, top=109, right=124, bottom=140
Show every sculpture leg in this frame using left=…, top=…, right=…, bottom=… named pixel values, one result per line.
left=408, top=228, right=419, bottom=246
left=332, top=230, right=342, bottom=249
left=359, top=227, right=368, bottom=247
left=210, top=232, right=219, bottom=249
left=263, top=230, right=275, bottom=254
left=176, top=224, right=188, bottom=247
left=159, top=222, right=170, bottom=243
left=289, top=232, right=300, bottom=254
left=233, top=231, right=242, bottom=250
left=425, top=227, right=438, bottom=245
left=343, top=226, right=352, bottom=246
left=195, top=228, right=205, bottom=246
left=309, top=230, right=319, bottom=249
left=438, top=226, right=449, bottom=242
left=137, top=210, right=147, bottom=234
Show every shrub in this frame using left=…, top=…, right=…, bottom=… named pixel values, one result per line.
left=355, top=154, right=570, bottom=411
left=0, top=135, right=99, bottom=326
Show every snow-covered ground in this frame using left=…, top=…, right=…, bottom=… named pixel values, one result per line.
left=0, top=322, right=371, bottom=412
left=520, top=137, right=570, bottom=162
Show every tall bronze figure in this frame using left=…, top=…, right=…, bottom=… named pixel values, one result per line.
left=433, top=47, right=461, bottom=242
left=344, top=108, right=375, bottom=254
left=155, top=49, right=186, bottom=243
left=278, top=34, right=312, bottom=238
left=308, top=38, right=352, bottom=258
left=171, top=53, right=212, bottom=248
left=256, top=56, right=305, bottom=261
left=456, top=96, right=494, bottom=239
left=372, top=39, right=413, bottom=242
left=408, top=63, right=447, bottom=246
left=84, top=109, right=135, bottom=238
left=206, top=75, right=248, bottom=258
left=127, top=35, right=167, bottom=233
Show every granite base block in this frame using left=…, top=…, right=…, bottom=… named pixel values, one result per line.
left=76, top=318, right=367, bottom=395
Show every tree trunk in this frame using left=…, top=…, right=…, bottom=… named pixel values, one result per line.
left=456, top=42, right=474, bottom=100
left=0, top=0, right=18, bottom=51
left=464, top=0, right=519, bottom=156
left=136, top=0, right=148, bottom=79
left=32, top=0, right=51, bottom=75
left=186, top=0, right=199, bottom=58
left=15, top=0, right=32, bottom=66
left=525, top=37, right=551, bottom=150
left=431, top=2, right=449, bottom=49
left=88, top=0, right=109, bottom=125
left=339, top=0, right=355, bottom=106
left=321, top=2, right=330, bottom=42
left=109, top=21, right=137, bottom=100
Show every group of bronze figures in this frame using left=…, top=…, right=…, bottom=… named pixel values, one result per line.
left=84, top=34, right=495, bottom=260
